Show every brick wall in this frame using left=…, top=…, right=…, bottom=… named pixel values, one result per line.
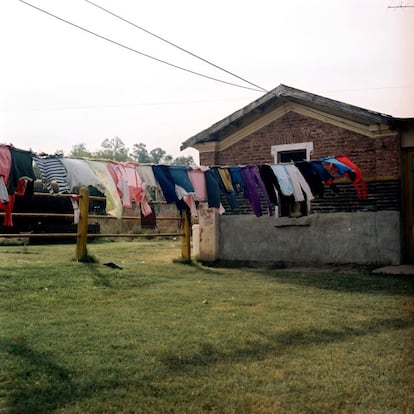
left=219, top=178, right=400, bottom=216
left=199, top=152, right=216, bottom=166
left=199, top=111, right=400, bottom=178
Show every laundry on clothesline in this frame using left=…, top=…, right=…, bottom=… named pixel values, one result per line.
left=0, top=143, right=368, bottom=227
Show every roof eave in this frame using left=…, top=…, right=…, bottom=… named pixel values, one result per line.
left=180, top=84, right=402, bottom=150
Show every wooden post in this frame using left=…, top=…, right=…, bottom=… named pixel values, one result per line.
left=76, top=187, right=90, bottom=260
left=181, top=208, right=191, bottom=261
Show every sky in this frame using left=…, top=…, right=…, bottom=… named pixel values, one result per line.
left=0, top=0, right=413, bottom=163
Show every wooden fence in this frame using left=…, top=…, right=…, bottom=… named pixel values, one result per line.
left=0, top=187, right=192, bottom=261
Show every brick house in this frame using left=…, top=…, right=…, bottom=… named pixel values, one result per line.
left=181, top=84, right=414, bottom=265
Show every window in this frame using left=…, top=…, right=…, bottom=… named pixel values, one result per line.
left=271, top=142, right=313, bottom=163
left=270, top=142, right=314, bottom=218
left=278, top=149, right=307, bottom=163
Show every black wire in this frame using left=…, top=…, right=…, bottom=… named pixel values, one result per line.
left=84, top=0, right=269, bottom=94
left=16, top=0, right=265, bottom=93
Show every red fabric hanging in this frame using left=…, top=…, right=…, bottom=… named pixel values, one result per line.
left=335, top=155, right=368, bottom=199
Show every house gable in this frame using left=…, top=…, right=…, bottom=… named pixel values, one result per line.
left=192, top=101, right=397, bottom=155
left=198, top=110, right=400, bottom=179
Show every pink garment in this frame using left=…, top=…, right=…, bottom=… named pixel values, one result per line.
left=121, top=162, right=152, bottom=216
left=0, top=146, right=12, bottom=223
left=0, top=145, right=11, bottom=183
left=107, top=162, right=131, bottom=208
left=108, top=161, right=152, bottom=216
left=188, top=167, right=208, bottom=202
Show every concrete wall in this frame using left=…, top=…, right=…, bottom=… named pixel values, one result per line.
left=199, top=210, right=401, bottom=266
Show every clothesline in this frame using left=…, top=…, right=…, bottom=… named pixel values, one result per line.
left=0, top=144, right=367, bottom=227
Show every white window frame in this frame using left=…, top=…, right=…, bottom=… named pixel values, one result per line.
left=271, top=142, right=314, bottom=163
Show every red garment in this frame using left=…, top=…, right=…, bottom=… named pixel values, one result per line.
left=0, top=194, right=15, bottom=227
left=15, top=179, right=28, bottom=196
left=335, top=155, right=368, bottom=198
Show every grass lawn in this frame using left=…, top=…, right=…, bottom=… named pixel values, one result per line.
left=0, top=240, right=413, bottom=413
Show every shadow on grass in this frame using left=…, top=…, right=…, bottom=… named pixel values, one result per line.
left=0, top=337, right=80, bottom=413
left=263, top=272, right=414, bottom=296
left=1, top=336, right=190, bottom=413
left=1, top=337, right=143, bottom=413
left=81, top=263, right=166, bottom=289
left=161, top=317, right=413, bottom=372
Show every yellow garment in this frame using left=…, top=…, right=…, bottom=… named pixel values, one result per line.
left=217, top=167, right=234, bottom=192
left=87, top=160, right=123, bottom=218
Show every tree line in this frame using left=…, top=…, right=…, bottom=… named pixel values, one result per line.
left=68, top=137, right=194, bottom=165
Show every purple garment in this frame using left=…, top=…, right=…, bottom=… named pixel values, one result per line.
left=241, top=166, right=273, bottom=217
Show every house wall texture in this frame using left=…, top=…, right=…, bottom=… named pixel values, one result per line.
left=195, top=110, right=403, bottom=266
left=218, top=212, right=401, bottom=266
left=199, top=112, right=400, bottom=178
left=198, top=208, right=401, bottom=266
left=199, top=111, right=401, bottom=213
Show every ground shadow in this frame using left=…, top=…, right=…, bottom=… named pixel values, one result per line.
left=0, top=337, right=144, bottom=413
left=160, top=316, right=413, bottom=372
left=262, top=271, right=414, bottom=296
left=0, top=337, right=81, bottom=413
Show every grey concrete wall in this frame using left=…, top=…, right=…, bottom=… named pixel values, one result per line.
left=214, top=211, right=401, bottom=266
left=198, top=206, right=220, bottom=261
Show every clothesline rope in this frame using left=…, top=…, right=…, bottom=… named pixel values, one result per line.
left=1, top=143, right=368, bottom=228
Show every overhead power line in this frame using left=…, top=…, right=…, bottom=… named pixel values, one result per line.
left=16, top=0, right=265, bottom=93
left=84, top=0, right=268, bottom=94
left=1, top=96, right=258, bottom=113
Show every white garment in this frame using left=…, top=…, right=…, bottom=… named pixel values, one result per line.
left=71, top=198, right=80, bottom=224
left=0, top=178, right=8, bottom=203
left=270, top=164, right=294, bottom=196
left=175, top=184, right=198, bottom=217
left=136, top=165, right=157, bottom=188
left=284, top=164, right=314, bottom=203
left=60, top=158, right=104, bottom=192
left=136, top=165, right=160, bottom=201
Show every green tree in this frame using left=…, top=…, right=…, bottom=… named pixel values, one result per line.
left=172, top=155, right=194, bottom=166
left=131, top=143, right=152, bottom=163
left=69, top=143, right=93, bottom=158
left=163, top=154, right=174, bottom=165
left=130, top=143, right=194, bottom=166
left=96, top=137, right=129, bottom=161
left=150, top=148, right=166, bottom=164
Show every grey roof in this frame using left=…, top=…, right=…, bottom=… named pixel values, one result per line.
left=180, top=84, right=403, bottom=150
